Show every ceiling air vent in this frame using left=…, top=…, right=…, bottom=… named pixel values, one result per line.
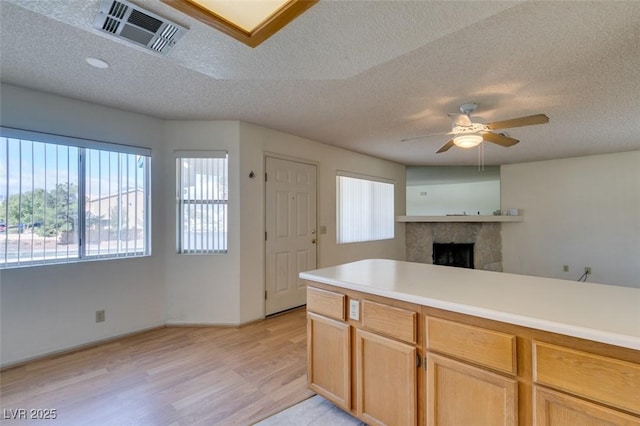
left=93, top=0, right=187, bottom=54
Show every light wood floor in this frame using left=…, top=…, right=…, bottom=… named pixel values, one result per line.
left=0, top=308, right=313, bottom=425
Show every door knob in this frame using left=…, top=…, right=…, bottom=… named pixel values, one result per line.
left=312, top=239, right=317, bottom=244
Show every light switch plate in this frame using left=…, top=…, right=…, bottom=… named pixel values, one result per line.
left=349, top=299, right=360, bottom=321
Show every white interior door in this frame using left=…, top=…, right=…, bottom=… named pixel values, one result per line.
left=265, top=157, right=317, bottom=315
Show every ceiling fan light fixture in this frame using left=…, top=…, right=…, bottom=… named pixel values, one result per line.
left=453, top=134, right=483, bottom=148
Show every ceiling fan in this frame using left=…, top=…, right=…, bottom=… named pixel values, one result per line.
left=402, top=103, right=549, bottom=153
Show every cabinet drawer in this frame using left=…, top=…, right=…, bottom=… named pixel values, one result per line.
left=307, top=287, right=345, bottom=321
left=426, top=317, right=516, bottom=375
left=362, top=300, right=417, bottom=344
left=534, top=387, right=640, bottom=426
left=533, top=341, right=640, bottom=415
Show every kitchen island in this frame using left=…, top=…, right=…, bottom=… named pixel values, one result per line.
left=301, top=259, right=640, bottom=426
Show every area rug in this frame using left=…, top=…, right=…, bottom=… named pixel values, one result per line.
left=253, top=395, right=366, bottom=425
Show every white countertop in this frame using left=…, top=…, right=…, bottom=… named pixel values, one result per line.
left=300, top=259, right=640, bottom=350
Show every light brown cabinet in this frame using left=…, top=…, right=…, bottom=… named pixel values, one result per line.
left=426, top=316, right=516, bottom=374
left=532, top=341, right=640, bottom=425
left=426, top=316, right=518, bottom=426
left=355, top=328, right=417, bottom=425
left=307, top=312, right=351, bottom=410
left=534, top=387, right=640, bottom=426
left=425, top=313, right=640, bottom=426
left=306, top=282, right=640, bottom=426
left=306, top=283, right=421, bottom=425
left=427, top=353, right=518, bottom=426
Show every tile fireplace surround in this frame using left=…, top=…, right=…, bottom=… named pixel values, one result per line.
left=406, top=222, right=502, bottom=271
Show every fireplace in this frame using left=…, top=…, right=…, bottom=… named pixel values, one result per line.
left=433, top=243, right=474, bottom=269
left=406, top=223, right=502, bottom=271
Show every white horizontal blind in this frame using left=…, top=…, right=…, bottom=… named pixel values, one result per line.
left=336, top=174, right=394, bottom=244
left=0, top=128, right=151, bottom=269
left=176, top=152, right=228, bottom=254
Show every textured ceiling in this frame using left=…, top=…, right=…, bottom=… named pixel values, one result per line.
left=1, top=0, right=640, bottom=166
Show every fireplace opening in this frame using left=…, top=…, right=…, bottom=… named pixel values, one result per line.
left=433, top=243, right=474, bottom=269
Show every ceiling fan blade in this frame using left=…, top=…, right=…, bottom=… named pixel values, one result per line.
left=401, top=131, right=446, bottom=142
left=482, top=132, right=519, bottom=147
left=448, top=113, right=472, bottom=127
left=436, top=139, right=455, bottom=153
left=486, top=114, right=549, bottom=130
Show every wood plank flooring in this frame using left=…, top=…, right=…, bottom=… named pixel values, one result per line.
left=0, top=308, right=313, bottom=425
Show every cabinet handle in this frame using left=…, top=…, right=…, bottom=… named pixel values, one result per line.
left=416, top=354, right=421, bottom=368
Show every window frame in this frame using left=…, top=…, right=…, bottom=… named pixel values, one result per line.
left=0, top=126, right=152, bottom=269
left=175, top=150, right=229, bottom=255
left=336, top=171, right=395, bottom=244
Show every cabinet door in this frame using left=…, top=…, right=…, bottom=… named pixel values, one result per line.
left=427, top=353, right=517, bottom=426
left=307, top=312, right=351, bottom=410
left=533, top=341, right=640, bottom=416
left=534, top=387, right=640, bottom=426
left=355, top=328, right=417, bottom=426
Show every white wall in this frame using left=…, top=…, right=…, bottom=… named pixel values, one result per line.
left=0, top=84, right=167, bottom=366
left=6, top=84, right=636, bottom=368
left=163, top=121, right=243, bottom=325
left=164, top=121, right=406, bottom=325
left=501, top=151, right=640, bottom=288
left=0, top=86, right=407, bottom=365
left=238, top=122, right=406, bottom=323
left=407, top=181, right=500, bottom=216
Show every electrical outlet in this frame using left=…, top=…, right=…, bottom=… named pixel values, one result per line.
left=95, top=310, right=105, bottom=323
left=584, top=267, right=592, bottom=275
left=349, top=299, right=360, bottom=321
left=563, top=265, right=569, bottom=272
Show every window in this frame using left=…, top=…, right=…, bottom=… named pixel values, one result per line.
left=176, top=151, right=228, bottom=254
left=336, top=173, right=394, bottom=244
left=0, top=127, right=151, bottom=268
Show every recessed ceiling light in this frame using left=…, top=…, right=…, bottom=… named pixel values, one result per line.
left=85, top=57, right=109, bottom=69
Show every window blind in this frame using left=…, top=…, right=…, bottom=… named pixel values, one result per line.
left=176, top=152, right=228, bottom=254
left=336, top=174, right=394, bottom=244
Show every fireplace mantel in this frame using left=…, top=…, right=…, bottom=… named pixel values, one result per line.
left=397, top=215, right=523, bottom=223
